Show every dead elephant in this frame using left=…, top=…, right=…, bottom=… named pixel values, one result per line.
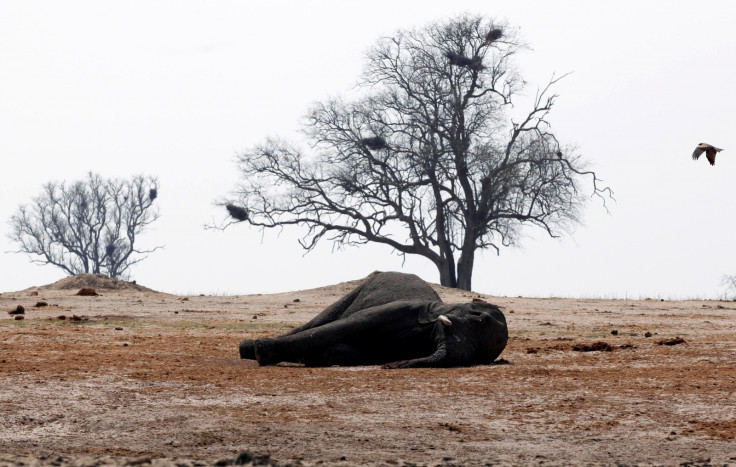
left=239, top=272, right=508, bottom=368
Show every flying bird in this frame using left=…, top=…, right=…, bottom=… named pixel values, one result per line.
left=692, top=143, right=724, bottom=166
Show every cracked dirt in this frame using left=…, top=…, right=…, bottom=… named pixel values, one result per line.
left=1, top=274, right=736, bottom=466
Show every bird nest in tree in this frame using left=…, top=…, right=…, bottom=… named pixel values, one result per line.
left=445, top=52, right=484, bottom=71
left=485, top=28, right=503, bottom=44
left=361, top=136, right=389, bottom=151
left=226, top=204, right=249, bottom=222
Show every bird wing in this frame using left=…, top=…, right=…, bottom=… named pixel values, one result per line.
left=692, top=146, right=705, bottom=159
left=706, top=149, right=717, bottom=165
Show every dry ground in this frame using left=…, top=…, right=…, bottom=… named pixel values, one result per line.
left=1, top=274, right=736, bottom=466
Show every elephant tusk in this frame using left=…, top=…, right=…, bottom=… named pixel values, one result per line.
left=438, top=315, right=452, bottom=326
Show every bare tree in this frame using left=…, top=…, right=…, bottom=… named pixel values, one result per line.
left=721, top=274, right=736, bottom=300
left=9, top=172, right=161, bottom=279
left=221, top=15, right=612, bottom=290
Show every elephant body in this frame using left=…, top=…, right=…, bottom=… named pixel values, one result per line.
left=239, top=272, right=508, bottom=368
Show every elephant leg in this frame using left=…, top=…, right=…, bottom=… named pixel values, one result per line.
left=285, top=278, right=366, bottom=335
left=254, top=301, right=422, bottom=366
left=303, top=343, right=367, bottom=367
left=255, top=326, right=357, bottom=366
left=239, top=338, right=256, bottom=359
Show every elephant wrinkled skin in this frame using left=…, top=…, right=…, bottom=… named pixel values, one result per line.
left=238, top=272, right=508, bottom=368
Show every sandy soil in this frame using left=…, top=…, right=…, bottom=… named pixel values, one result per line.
left=1, top=273, right=736, bottom=466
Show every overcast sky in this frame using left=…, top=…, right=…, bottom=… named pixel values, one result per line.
left=2, top=1, right=735, bottom=298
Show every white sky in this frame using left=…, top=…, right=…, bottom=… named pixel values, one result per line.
left=1, top=1, right=735, bottom=298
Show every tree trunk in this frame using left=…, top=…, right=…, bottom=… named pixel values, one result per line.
left=456, top=247, right=475, bottom=291
left=435, top=259, right=457, bottom=288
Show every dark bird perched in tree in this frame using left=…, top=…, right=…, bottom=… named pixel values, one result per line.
left=226, top=204, right=249, bottom=221
left=692, top=143, right=724, bottom=166
left=445, top=51, right=484, bottom=71
left=446, top=51, right=471, bottom=67
left=361, top=136, right=389, bottom=151
left=556, top=151, right=563, bottom=158
left=105, top=244, right=116, bottom=257
left=149, top=188, right=158, bottom=201
left=485, top=28, right=503, bottom=44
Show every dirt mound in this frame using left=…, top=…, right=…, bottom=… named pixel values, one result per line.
left=40, top=274, right=159, bottom=293
left=296, top=271, right=378, bottom=295
left=290, top=271, right=473, bottom=305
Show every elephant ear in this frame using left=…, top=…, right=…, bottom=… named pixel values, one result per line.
left=417, top=303, right=444, bottom=324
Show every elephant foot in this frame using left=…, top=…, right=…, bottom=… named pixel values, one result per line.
left=254, top=339, right=280, bottom=366
left=239, top=339, right=256, bottom=360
